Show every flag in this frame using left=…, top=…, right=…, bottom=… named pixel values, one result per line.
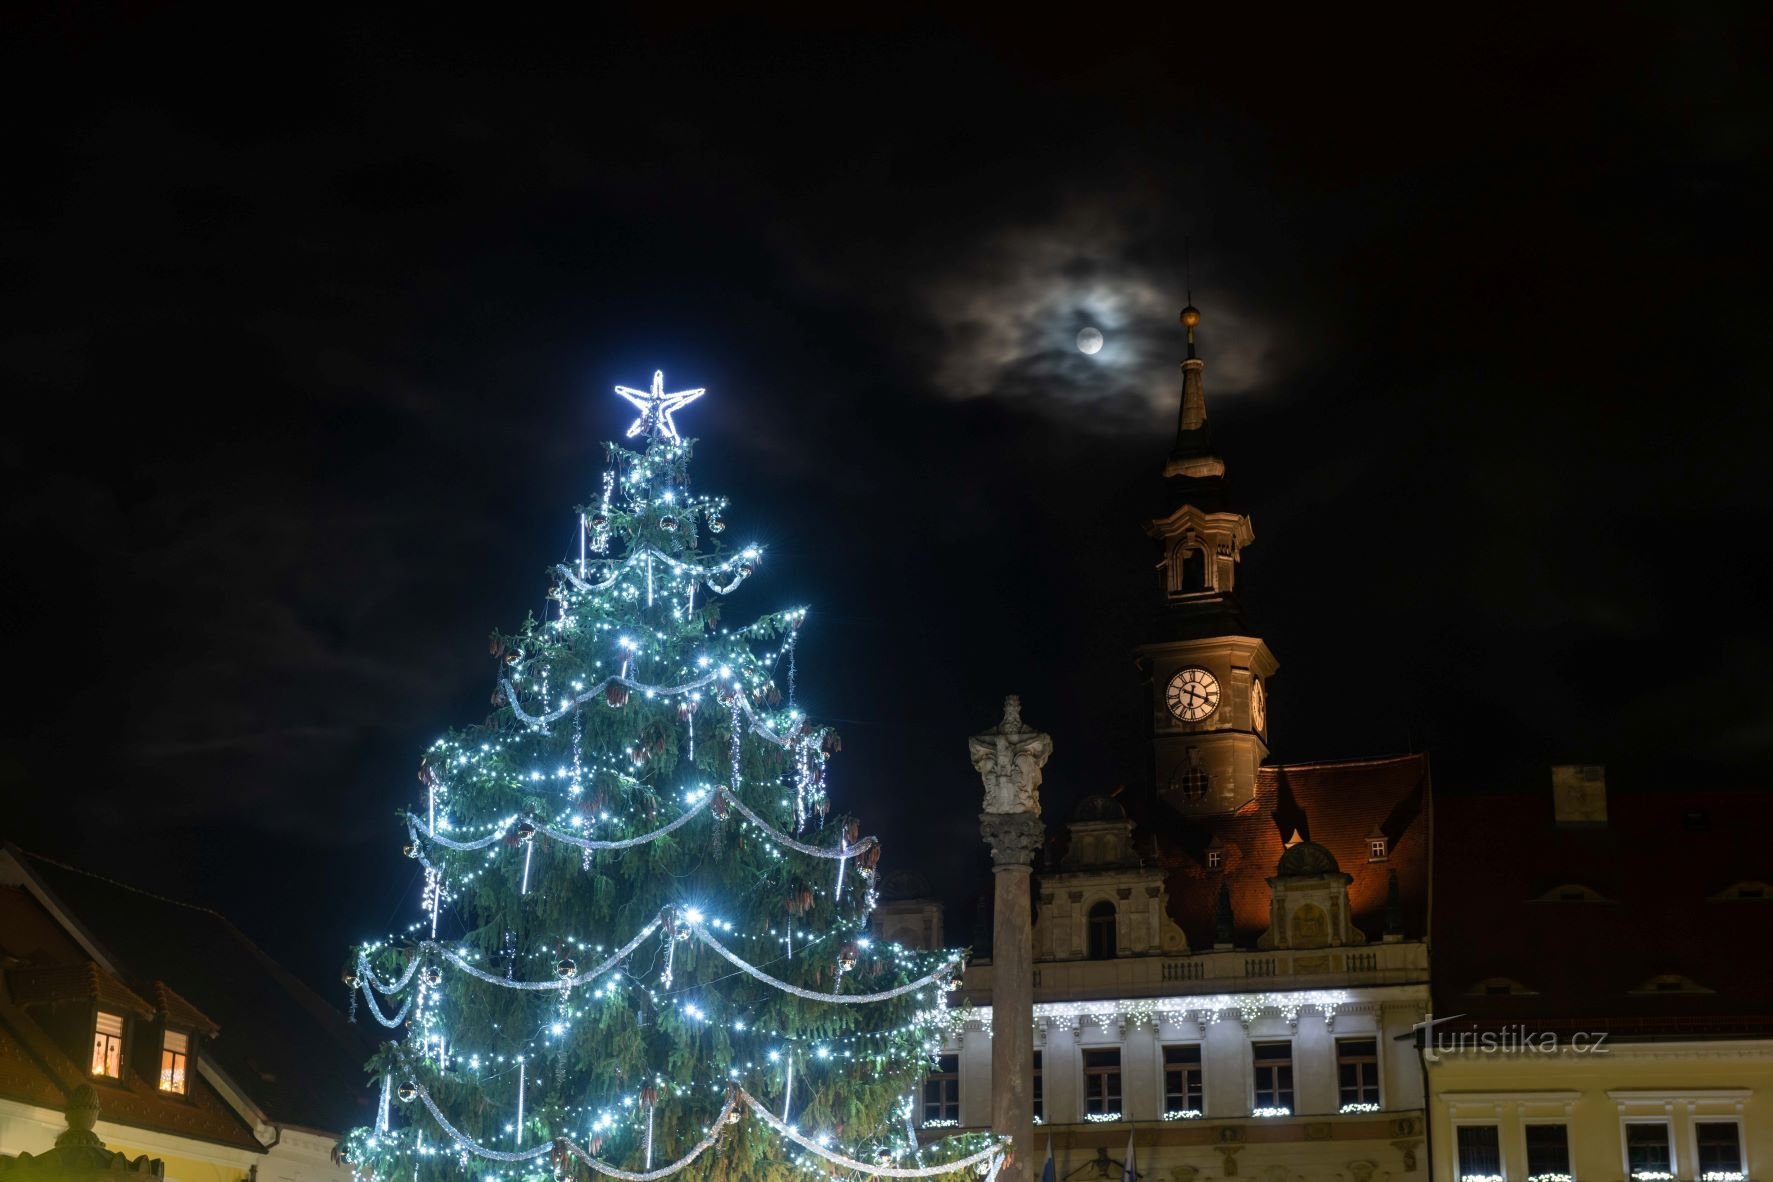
left=1121, top=1130, right=1136, bottom=1182
left=1040, top=1136, right=1055, bottom=1182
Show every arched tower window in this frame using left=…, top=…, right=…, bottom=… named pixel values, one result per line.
left=1179, top=547, right=1208, bottom=594
left=1087, top=901, right=1117, bottom=960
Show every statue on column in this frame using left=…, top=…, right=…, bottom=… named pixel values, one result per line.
left=970, top=695, right=1054, bottom=816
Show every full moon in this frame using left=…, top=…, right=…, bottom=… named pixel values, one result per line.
left=1076, top=326, right=1104, bottom=354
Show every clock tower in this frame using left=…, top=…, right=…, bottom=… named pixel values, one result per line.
left=1139, top=305, right=1277, bottom=815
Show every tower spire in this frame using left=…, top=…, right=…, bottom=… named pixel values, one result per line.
left=1166, top=303, right=1224, bottom=479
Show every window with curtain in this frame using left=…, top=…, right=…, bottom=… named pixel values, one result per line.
left=1625, top=1124, right=1673, bottom=1179
left=90, top=1012, right=124, bottom=1079
left=1695, top=1122, right=1743, bottom=1178
left=159, top=1029, right=190, bottom=1094
left=1456, top=1124, right=1503, bottom=1181
left=1524, top=1123, right=1571, bottom=1180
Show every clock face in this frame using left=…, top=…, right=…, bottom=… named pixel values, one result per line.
left=1166, top=667, right=1221, bottom=722
left=1251, top=678, right=1267, bottom=733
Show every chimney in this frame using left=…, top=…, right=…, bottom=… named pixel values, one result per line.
left=1551, top=765, right=1607, bottom=826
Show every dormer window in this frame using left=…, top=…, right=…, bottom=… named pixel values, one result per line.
left=159, top=1029, right=190, bottom=1093
left=1369, top=837, right=1389, bottom=861
left=1206, top=848, right=1224, bottom=870
left=90, top=1011, right=124, bottom=1078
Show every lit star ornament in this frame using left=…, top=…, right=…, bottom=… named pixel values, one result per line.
left=614, top=370, right=706, bottom=441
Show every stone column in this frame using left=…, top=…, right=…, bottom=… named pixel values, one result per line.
left=971, top=696, right=1052, bottom=1182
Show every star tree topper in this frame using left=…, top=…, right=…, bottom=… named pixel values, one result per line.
left=615, top=370, right=706, bottom=441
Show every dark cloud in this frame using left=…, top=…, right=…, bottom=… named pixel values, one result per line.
left=1, top=7, right=1768, bottom=989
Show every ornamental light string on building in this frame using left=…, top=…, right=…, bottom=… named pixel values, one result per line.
left=340, top=373, right=995, bottom=1182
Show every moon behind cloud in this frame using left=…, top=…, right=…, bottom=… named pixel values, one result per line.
left=1076, top=326, right=1104, bottom=354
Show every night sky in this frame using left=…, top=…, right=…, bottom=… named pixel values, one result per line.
left=3, top=8, right=1768, bottom=993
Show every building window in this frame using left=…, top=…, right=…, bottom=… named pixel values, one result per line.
left=1087, top=902, right=1117, bottom=960
left=1163, top=1044, right=1202, bottom=1114
left=1031, top=1051, right=1042, bottom=1122
left=1695, top=1121, right=1744, bottom=1180
left=1251, top=1041, right=1293, bottom=1113
left=1082, top=1048, right=1121, bottom=1116
left=1206, top=848, right=1223, bottom=870
left=1369, top=838, right=1389, bottom=861
left=1336, top=1038, right=1380, bottom=1108
left=1180, top=547, right=1207, bottom=594
left=921, top=1054, right=959, bottom=1124
left=1525, top=1123, right=1571, bottom=1181
left=1625, top=1122, right=1674, bottom=1180
left=1178, top=749, right=1210, bottom=800
left=90, top=1011, right=124, bottom=1079
left=1457, top=1125, right=1504, bottom=1182
left=159, top=1029, right=190, bottom=1094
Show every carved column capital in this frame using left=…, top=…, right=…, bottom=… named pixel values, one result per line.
left=980, top=811, right=1046, bottom=868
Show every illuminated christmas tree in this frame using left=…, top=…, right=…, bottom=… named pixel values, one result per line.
left=342, top=374, right=1002, bottom=1182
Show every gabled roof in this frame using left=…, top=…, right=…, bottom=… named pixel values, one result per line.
left=1140, top=753, right=1431, bottom=948
left=0, top=890, right=263, bottom=1151
left=5, top=847, right=375, bottom=1135
left=1432, top=788, right=1773, bottom=1037
left=143, top=980, right=220, bottom=1038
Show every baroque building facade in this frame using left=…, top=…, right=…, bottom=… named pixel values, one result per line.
left=929, top=308, right=1434, bottom=1182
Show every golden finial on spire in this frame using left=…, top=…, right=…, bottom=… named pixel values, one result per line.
left=1180, top=304, right=1200, bottom=358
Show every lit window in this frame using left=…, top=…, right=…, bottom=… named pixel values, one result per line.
left=1206, top=849, right=1223, bottom=870
left=921, top=1054, right=958, bottom=1124
left=1625, top=1122, right=1673, bottom=1180
left=1082, top=1048, right=1121, bottom=1116
left=1695, top=1121, right=1743, bottom=1180
left=1336, top=1038, right=1380, bottom=1108
left=1087, top=902, right=1117, bottom=960
left=1163, top=1044, right=1202, bottom=1113
left=1457, top=1125, right=1504, bottom=1182
left=1251, top=1041, right=1293, bottom=1112
left=1525, top=1123, right=1571, bottom=1181
left=90, top=1012, right=124, bottom=1079
left=1031, top=1051, right=1043, bottom=1122
left=159, top=1029, right=189, bottom=1094
left=1369, top=838, right=1389, bottom=861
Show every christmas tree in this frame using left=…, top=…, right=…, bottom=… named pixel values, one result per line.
left=343, top=374, right=1002, bottom=1182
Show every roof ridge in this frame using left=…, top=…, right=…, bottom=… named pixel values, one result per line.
left=18, top=846, right=233, bottom=922
left=18, top=846, right=364, bottom=1048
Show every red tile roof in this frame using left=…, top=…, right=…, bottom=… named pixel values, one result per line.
left=1432, top=788, right=1773, bottom=1036
left=0, top=888, right=263, bottom=1152
left=1132, top=753, right=1432, bottom=948
left=13, top=850, right=375, bottom=1135
left=5, top=962, right=156, bottom=1020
